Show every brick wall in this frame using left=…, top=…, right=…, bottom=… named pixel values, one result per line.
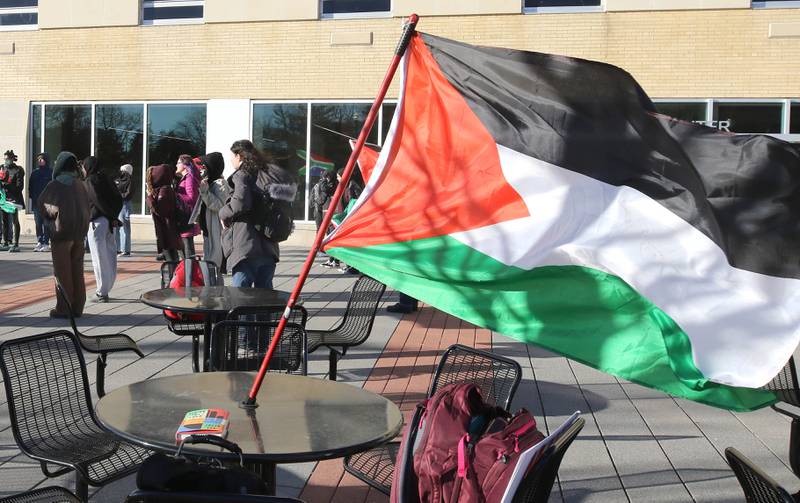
left=0, top=9, right=797, bottom=102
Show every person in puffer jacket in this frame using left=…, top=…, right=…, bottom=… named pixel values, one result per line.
left=146, top=164, right=180, bottom=264
left=219, top=140, right=297, bottom=289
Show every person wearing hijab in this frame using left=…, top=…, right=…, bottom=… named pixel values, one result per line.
left=198, top=152, right=229, bottom=284
left=174, top=154, right=201, bottom=259
left=114, top=163, right=134, bottom=256
left=84, top=156, right=123, bottom=303
left=0, top=150, right=24, bottom=252
left=146, top=163, right=180, bottom=263
left=37, top=152, right=90, bottom=318
left=30, top=152, right=53, bottom=252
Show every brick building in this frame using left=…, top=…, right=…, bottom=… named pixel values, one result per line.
left=0, top=0, right=798, bottom=244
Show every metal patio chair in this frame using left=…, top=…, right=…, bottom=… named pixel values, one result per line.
left=306, top=275, right=386, bottom=381
left=226, top=305, right=308, bottom=327
left=511, top=416, right=586, bottom=503
left=0, top=486, right=81, bottom=503
left=0, top=330, right=152, bottom=501
left=160, top=258, right=220, bottom=373
left=763, top=356, right=800, bottom=477
left=343, top=343, right=522, bottom=495
left=55, top=282, right=144, bottom=397
left=725, top=447, right=797, bottom=503
left=210, top=320, right=308, bottom=374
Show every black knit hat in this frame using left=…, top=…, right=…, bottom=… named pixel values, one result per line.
left=3, top=150, right=17, bottom=161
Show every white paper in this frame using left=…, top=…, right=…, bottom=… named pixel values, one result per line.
left=500, top=411, right=581, bottom=503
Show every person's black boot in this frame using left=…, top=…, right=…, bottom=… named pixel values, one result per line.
left=387, top=303, right=414, bottom=314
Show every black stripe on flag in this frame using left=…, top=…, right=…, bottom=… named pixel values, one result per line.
left=420, top=33, right=800, bottom=280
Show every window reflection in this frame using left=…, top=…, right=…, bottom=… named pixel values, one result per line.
left=253, top=104, right=308, bottom=220
left=96, top=104, right=144, bottom=213
left=791, top=103, right=799, bottom=135
left=713, top=102, right=782, bottom=134
left=147, top=104, right=206, bottom=166
left=30, top=103, right=41, bottom=163
left=322, top=0, right=390, bottom=15
left=44, top=105, right=91, bottom=162
left=309, top=103, right=378, bottom=218
left=381, top=103, right=397, bottom=145
left=655, top=102, right=706, bottom=123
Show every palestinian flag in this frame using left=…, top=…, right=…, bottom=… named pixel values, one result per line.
left=350, top=139, right=379, bottom=182
left=323, top=33, right=800, bottom=411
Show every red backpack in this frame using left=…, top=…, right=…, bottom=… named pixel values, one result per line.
left=164, top=260, right=205, bottom=322
left=391, top=382, right=545, bottom=503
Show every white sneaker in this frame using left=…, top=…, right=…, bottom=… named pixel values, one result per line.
left=40, top=244, right=50, bottom=252
left=33, top=243, right=42, bottom=252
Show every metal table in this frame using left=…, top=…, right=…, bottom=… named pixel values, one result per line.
left=95, top=372, right=403, bottom=494
left=141, top=287, right=291, bottom=371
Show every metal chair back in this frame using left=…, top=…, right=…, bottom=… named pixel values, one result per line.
left=0, top=486, right=81, bottom=503
left=511, top=417, right=586, bottom=503
left=54, top=282, right=82, bottom=336
left=160, top=259, right=221, bottom=289
left=764, top=357, right=800, bottom=409
left=210, top=320, right=307, bottom=375
left=319, top=275, right=386, bottom=347
left=725, top=447, right=796, bottom=503
left=227, top=305, right=308, bottom=328
left=0, top=331, right=99, bottom=463
left=429, top=344, right=523, bottom=410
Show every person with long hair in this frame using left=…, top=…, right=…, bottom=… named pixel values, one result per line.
left=198, top=152, right=229, bottom=283
left=219, top=139, right=297, bottom=288
left=175, top=154, right=200, bottom=259
left=84, top=156, right=123, bottom=302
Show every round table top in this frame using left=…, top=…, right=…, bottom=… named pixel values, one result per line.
left=140, top=287, right=290, bottom=315
left=95, top=372, right=403, bottom=463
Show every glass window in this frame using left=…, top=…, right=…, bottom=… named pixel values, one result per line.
left=381, top=102, right=396, bottom=145
left=147, top=104, right=206, bottom=168
left=791, top=103, right=800, bottom=134
left=654, top=102, right=707, bottom=123
left=96, top=104, right=144, bottom=214
left=0, top=0, right=37, bottom=29
left=524, top=0, right=601, bottom=8
left=44, top=105, right=91, bottom=162
left=322, top=0, right=390, bottom=16
left=752, top=1, right=800, bottom=8
left=253, top=103, right=308, bottom=221
left=309, top=103, right=378, bottom=219
left=143, top=0, right=203, bottom=24
left=713, top=102, right=783, bottom=134
left=30, top=103, right=41, bottom=165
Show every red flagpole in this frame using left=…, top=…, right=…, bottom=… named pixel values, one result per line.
left=243, top=13, right=420, bottom=408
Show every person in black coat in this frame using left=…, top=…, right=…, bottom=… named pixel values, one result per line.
left=30, top=152, right=53, bottom=251
left=84, top=156, right=123, bottom=302
left=114, top=164, right=134, bottom=256
left=0, top=150, right=24, bottom=252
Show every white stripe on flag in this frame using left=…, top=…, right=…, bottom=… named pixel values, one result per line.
left=451, top=144, right=800, bottom=388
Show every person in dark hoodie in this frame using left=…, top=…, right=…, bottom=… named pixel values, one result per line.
left=38, top=152, right=90, bottom=318
left=84, top=156, right=123, bottom=303
left=198, top=152, right=229, bottom=284
left=0, top=150, right=24, bottom=252
left=219, top=140, right=297, bottom=288
left=146, top=164, right=180, bottom=264
left=30, top=152, right=53, bottom=252
left=114, top=163, right=134, bottom=256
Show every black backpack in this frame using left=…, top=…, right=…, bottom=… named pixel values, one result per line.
left=258, top=182, right=297, bottom=243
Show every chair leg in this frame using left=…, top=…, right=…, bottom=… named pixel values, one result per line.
left=96, top=353, right=107, bottom=398
left=192, top=335, right=200, bottom=373
left=790, top=418, right=800, bottom=477
left=75, top=474, right=89, bottom=502
left=329, top=349, right=338, bottom=381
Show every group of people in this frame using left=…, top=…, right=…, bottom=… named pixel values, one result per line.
left=35, top=139, right=298, bottom=318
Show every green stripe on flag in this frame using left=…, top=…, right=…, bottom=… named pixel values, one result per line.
left=327, top=236, right=776, bottom=411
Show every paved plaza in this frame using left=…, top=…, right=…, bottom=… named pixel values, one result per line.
left=0, top=236, right=796, bottom=502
